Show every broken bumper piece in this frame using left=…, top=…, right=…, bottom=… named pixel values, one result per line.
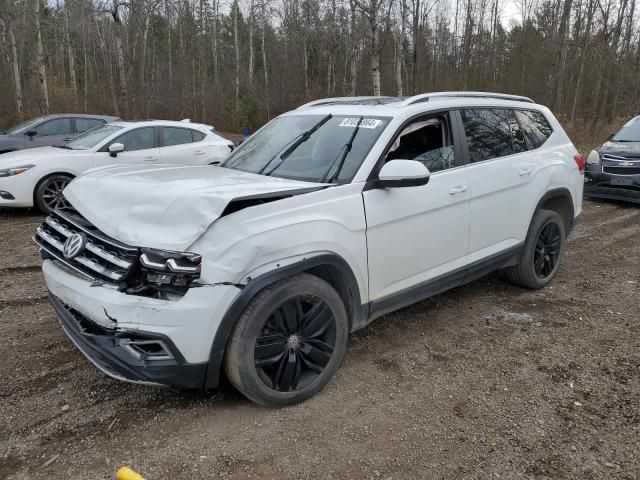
left=50, top=293, right=207, bottom=387
left=42, top=259, right=242, bottom=388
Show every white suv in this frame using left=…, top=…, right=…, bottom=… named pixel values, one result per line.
left=34, top=92, right=584, bottom=407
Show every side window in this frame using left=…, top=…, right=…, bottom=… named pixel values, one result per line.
left=163, top=127, right=193, bottom=147
left=508, top=110, right=527, bottom=153
left=113, top=127, right=155, bottom=151
left=192, top=130, right=205, bottom=142
left=385, top=114, right=455, bottom=173
left=76, top=118, right=105, bottom=133
left=35, top=118, right=72, bottom=136
left=514, top=110, right=553, bottom=150
left=460, top=109, right=513, bottom=162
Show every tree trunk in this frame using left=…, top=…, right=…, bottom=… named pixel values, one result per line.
left=233, top=0, right=240, bottom=112
left=65, top=0, right=78, bottom=108
left=0, top=16, right=23, bottom=119
left=34, top=0, right=49, bottom=114
left=553, top=0, right=573, bottom=114
left=371, top=24, right=380, bottom=95
left=262, top=1, right=270, bottom=118
left=212, top=0, right=219, bottom=90
left=248, top=0, right=255, bottom=84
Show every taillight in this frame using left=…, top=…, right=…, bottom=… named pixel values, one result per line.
left=573, top=153, right=585, bottom=174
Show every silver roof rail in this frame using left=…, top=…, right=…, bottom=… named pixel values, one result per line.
left=297, top=96, right=398, bottom=108
left=400, top=91, right=535, bottom=106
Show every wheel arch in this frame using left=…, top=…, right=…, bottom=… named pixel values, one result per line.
left=33, top=171, right=76, bottom=207
left=533, top=187, right=575, bottom=235
left=204, top=253, right=365, bottom=388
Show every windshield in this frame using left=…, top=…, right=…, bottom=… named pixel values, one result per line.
left=222, top=114, right=390, bottom=183
left=4, top=117, right=45, bottom=135
left=612, top=116, right=640, bottom=142
left=64, top=124, right=124, bottom=150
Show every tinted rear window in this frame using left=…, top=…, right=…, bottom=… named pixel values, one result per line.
left=460, top=109, right=514, bottom=162
left=514, top=110, right=553, bottom=149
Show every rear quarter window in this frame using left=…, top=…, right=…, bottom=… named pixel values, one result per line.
left=514, top=110, right=553, bottom=150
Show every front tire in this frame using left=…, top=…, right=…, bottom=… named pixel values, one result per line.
left=34, top=174, right=73, bottom=214
left=506, top=209, right=566, bottom=289
left=224, top=274, right=348, bottom=407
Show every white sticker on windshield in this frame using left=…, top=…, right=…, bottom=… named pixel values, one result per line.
left=339, top=118, right=382, bottom=129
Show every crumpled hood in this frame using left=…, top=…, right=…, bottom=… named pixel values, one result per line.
left=0, top=146, right=71, bottom=166
left=598, top=141, right=640, bottom=158
left=64, top=164, right=324, bottom=251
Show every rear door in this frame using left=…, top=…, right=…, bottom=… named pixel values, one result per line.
left=460, top=108, right=548, bottom=264
left=159, top=126, right=210, bottom=165
left=73, top=117, right=106, bottom=137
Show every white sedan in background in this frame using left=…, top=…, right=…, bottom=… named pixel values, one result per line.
left=0, top=120, right=235, bottom=214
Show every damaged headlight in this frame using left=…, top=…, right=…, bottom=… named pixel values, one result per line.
left=139, top=248, right=201, bottom=288
left=0, top=164, right=35, bottom=177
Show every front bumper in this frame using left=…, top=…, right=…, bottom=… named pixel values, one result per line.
left=42, top=259, right=241, bottom=388
left=49, top=293, right=208, bottom=387
left=584, top=168, right=640, bottom=204
left=0, top=173, right=35, bottom=207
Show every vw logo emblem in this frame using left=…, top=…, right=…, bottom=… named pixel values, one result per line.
left=63, top=233, right=85, bottom=259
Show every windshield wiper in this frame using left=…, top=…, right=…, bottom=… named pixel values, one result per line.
left=260, top=114, right=332, bottom=176
left=319, top=116, right=364, bottom=184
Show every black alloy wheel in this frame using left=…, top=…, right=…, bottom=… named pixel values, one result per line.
left=254, top=296, right=336, bottom=392
left=224, top=273, right=348, bottom=407
left=533, top=221, right=562, bottom=279
left=505, top=209, right=566, bottom=290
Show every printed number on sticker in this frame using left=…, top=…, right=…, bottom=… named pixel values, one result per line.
left=339, top=118, right=382, bottom=129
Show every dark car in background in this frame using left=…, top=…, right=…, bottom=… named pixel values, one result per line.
left=0, top=114, right=120, bottom=154
left=585, top=115, right=640, bottom=204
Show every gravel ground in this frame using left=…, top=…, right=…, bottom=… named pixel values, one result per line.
left=1, top=199, right=639, bottom=480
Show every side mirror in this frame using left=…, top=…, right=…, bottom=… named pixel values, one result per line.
left=25, top=130, right=37, bottom=138
left=108, top=142, right=125, bottom=157
left=377, top=160, right=431, bottom=188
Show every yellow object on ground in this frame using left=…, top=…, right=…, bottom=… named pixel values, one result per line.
left=116, top=466, right=145, bottom=480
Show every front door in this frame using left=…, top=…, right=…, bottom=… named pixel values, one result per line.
left=362, top=112, right=470, bottom=309
left=93, top=126, right=161, bottom=168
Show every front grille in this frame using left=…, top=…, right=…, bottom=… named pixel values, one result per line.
left=603, top=166, right=640, bottom=175
left=34, top=209, right=138, bottom=284
left=602, top=153, right=640, bottom=161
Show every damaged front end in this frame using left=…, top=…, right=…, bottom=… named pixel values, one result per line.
left=34, top=209, right=204, bottom=300
left=49, top=294, right=207, bottom=387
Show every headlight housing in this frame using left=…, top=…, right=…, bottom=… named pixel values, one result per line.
left=586, top=150, right=600, bottom=165
left=139, top=248, right=201, bottom=289
left=0, top=165, right=35, bottom=177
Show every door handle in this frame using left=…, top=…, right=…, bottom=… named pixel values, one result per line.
left=63, top=137, right=72, bottom=142
left=193, top=150, right=206, bottom=156
left=448, top=185, right=468, bottom=195
left=144, top=156, right=159, bottom=162
left=519, top=167, right=533, bottom=176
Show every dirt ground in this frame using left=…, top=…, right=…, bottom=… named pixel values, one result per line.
left=0, top=199, right=639, bottom=480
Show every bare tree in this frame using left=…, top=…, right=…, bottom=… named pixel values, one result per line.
left=34, top=0, right=49, bottom=114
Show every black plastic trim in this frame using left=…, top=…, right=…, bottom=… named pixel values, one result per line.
left=49, top=294, right=207, bottom=388
left=534, top=187, right=576, bottom=233
left=584, top=185, right=640, bottom=205
left=366, top=244, right=523, bottom=322
left=204, top=253, right=363, bottom=388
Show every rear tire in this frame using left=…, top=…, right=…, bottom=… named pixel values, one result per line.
left=34, top=174, right=73, bottom=215
left=506, top=209, right=566, bottom=289
left=224, top=273, right=348, bottom=407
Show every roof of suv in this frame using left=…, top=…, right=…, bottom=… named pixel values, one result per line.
left=298, top=92, right=535, bottom=109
